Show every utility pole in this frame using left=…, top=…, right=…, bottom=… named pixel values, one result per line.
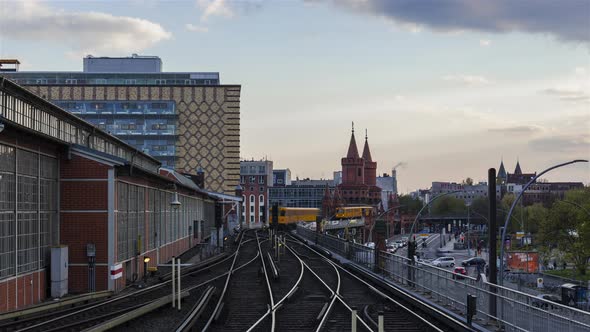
left=488, top=169, right=497, bottom=319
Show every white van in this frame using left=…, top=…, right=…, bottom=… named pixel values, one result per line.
left=431, top=257, right=455, bottom=268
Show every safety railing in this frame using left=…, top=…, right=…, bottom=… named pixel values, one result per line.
left=296, top=226, right=590, bottom=332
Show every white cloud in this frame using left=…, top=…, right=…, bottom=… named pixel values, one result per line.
left=185, top=24, right=209, bottom=33
left=0, top=1, right=171, bottom=56
left=442, top=75, right=490, bottom=85
left=197, top=0, right=235, bottom=21
left=542, top=88, right=590, bottom=103
left=574, top=67, right=587, bottom=76
left=479, top=39, right=491, bottom=47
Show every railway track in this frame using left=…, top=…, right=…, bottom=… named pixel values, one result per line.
left=0, top=233, right=244, bottom=332
left=208, top=230, right=271, bottom=331
left=287, top=234, right=444, bottom=332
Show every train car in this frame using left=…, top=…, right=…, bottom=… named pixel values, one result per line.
left=278, top=207, right=320, bottom=225
left=334, top=206, right=373, bottom=219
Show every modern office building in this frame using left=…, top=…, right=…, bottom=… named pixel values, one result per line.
left=0, top=55, right=240, bottom=194
left=272, top=169, right=292, bottom=187
left=269, top=178, right=335, bottom=211
left=0, top=78, right=227, bottom=312
left=240, top=160, right=273, bottom=226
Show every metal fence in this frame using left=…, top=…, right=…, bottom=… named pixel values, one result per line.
left=296, top=226, right=590, bottom=332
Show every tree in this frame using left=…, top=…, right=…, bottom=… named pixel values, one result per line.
left=431, top=196, right=466, bottom=215
left=398, top=195, right=423, bottom=215
left=538, top=188, right=590, bottom=275
left=462, top=177, right=474, bottom=186
left=470, top=196, right=489, bottom=219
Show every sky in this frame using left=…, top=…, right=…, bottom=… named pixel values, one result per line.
left=0, top=0, right=588, bottom=192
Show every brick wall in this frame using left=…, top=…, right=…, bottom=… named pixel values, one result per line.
left=0, top=270, right=47, bottom=313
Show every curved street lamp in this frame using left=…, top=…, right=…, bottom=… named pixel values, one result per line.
left=405, top=190, right=463, bottom=261
left=499, top=159, right=588, bottom=286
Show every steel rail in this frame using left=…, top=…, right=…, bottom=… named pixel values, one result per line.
left=292, top=234, right=447, bottom=332
left=256, top=231, right=276, bottom=331
left=174, top=285, right=216, bottom=332
left=246, top=234, right=305, bottom=332
left=201, top=229, right=251, bottom=331
left=13, top=246, right=242, bottom=332
left=286, top=235, right=376, bottom=332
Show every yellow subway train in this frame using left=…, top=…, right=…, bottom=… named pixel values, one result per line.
left=334, top=206, right=373, bottom=219
left=277, top=207, right=320, bottom=224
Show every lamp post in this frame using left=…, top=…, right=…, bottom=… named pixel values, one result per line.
left=499, top=159, right=588, bottom=286
left=467, top=202, right=471, bottom=257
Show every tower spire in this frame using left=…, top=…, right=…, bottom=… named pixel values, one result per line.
left=346, top=124, right=359, bottom=159
left=362, top=130, right=373, bottom=162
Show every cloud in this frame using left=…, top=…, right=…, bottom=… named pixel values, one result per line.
left=327, top=0, right=590, bottom=43
left=489, top=125, right=543, bottom=135
left=442, top=75, right=490, bottom=85
left=197, top=0, right=235, bottom=21
left=479, top=39, right=491, bottom=47
left=185, top=24, right=209, bottom=33
left=0, top=1, right=171, bottom=56
left=529, top=135, right=590, bottom=153
left=542, top=88, right=590, bottom=103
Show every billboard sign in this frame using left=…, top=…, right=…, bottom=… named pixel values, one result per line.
left=507, top=251, right=539, bottom=273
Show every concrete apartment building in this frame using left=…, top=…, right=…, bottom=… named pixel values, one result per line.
left=0, top=55, right=241, bottom=195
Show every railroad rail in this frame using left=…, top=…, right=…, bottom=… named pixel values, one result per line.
left=0, top=233, right=244, bottom=332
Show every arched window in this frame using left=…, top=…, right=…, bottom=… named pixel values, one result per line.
left=259, top=195, right=264, bottom=204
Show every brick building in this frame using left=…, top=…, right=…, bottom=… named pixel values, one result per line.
left=240, top=160, right=273, bottom=227
left=0, top=78, right=229, bottom=312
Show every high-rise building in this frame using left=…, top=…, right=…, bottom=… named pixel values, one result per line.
left=0, top=55, right=240, bottom=194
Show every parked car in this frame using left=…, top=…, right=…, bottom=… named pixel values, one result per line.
left=453, top=266, right=467, bottom=279
left=386, top=245, right=397, bottom=253
left=461, top=257, right=486, bottom=267
left=432, top=257, right=455, bottom=267
left=395, top=240, right=405, bottom=248
left=532, top=294, right=561, bottom=310
left=364, top=242, right=375, bottom=249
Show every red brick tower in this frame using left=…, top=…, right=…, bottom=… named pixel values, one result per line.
left=362, top=130, right=377, bottom=187
left=341, top=123, right=364, bottom=187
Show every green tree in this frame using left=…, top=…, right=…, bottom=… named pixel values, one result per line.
left=431, top=195, right=466, bottom=215
left=538, top=188, right=590, bottom=275
left=470, top=196, right=489, bottom=218
left=398, top=195, right=423, bottom=215
left=462, top=177, right=474, bottom=186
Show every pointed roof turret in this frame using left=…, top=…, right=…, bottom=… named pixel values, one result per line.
left=346, top=122, right=360, bottom=159
left=362, top=129, right=373, bottom=162
left=514, top=159, right=522, bottom=175
left=498, top=159, right=507, bottom=179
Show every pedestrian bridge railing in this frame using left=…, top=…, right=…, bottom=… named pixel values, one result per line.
left=295, top=226, right=590, bottom=332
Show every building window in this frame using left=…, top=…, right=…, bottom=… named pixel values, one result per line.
left=125, top=79, right=137, bottom=84
left=65, top=79, right=77, bottom=84
left=259, top=187, right=264, bottom=193
left=250, top=215, right=254, bottom=223
left=249, top=176, right=256, bottom=183
left=258, top=175, right=265, bottom=184
left=259, top=195, right=264, bottom=204
left=250, top=195, right=254, bottom=203
left=240, top=176, right=245, bottom=184
left=259, top=166, right=265, bottom=173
